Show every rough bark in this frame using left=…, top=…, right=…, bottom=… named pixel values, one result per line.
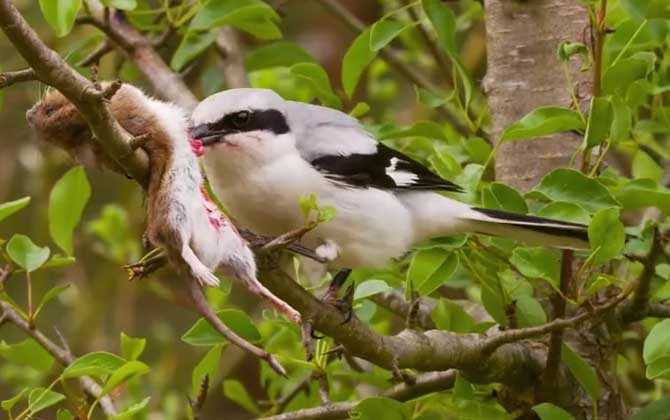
left=484, top=0, right=588, bottom=191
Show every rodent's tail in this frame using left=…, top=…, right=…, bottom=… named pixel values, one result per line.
left=464, top=207, right=589, bottom=250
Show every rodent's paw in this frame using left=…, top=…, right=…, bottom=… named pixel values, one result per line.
left=287, top=309, right=302, bottom=324
left=193, top=268, right=220, bottom=288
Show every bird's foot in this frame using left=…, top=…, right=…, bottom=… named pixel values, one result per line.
left=321, top=269, right=354, bottom=325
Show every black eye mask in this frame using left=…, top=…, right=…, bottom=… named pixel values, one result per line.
left=190, top=109, right=289, bottom=145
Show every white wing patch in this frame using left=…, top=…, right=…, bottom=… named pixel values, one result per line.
left=386, top=157, right=419, bottom=186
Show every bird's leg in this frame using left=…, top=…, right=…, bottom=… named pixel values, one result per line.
left=321, top=268, right=354, bottom=324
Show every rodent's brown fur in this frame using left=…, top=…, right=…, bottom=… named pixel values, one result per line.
left=26, top=83, right=172, bottom=182
left=27, top=82, right=180, bottom=250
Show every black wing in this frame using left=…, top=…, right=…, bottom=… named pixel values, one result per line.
left=310, top=143, right=463, bottom=192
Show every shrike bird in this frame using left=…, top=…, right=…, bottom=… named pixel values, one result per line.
left=190, top=88, right=588, bottom=282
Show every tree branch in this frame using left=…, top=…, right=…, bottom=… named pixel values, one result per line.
left=371, top=291, right=436, bottom=330
left=537, top=249, right=573, bottom=401
left=0, top=301, right=118, bottom=416
left=79, top=1, right=198, bottom=110
left=262, top=370, right=457, bottom=420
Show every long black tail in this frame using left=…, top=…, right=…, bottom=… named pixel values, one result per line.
left=467, top=207, right=589, bottom=250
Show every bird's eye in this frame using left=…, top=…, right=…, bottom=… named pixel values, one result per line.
left=231, top=111, right=251, bottom=128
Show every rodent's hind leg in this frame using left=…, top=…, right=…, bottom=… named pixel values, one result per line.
left=181, top=244, right=220, bottom=288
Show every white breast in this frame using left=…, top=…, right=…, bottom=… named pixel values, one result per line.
left=205, top=151, right=416, bottom=268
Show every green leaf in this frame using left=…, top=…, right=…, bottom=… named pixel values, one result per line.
left=28, top=388, right=65, bottom=415
left=246, top=41, right=317, bottom=72
left=415, top=86, right=448, bottom=108
left=6, top=234, right=50, bottom=273
left=369, top=19, right=413, bottom=52
left=536, top=202, right=591, bottom=225
left=0, top=338, right=54, bottom=372
left=501, top=107, right=584, bottom=141
left=57, top=409, right=75, bottom=420
left=0, top=197, right=30, bottom=223
left=603, top=57, right=651, bottom=95
left=645, top=356, right=670, bottom=380
left=352, top=397, right=408, bottom=420
left=632, top=150, right=663, bottom=183
left=101, top=0, right=136, bottom=10
left=290, top=63, right=341, bottom=109
left=481, top=182, right=528, bottom=214
left=557, top=41, right=589, bottom=62
left=120, top=332, right=146, bottom=361
left=43, top=255, right=76, bottom=269
left=620, top=0, right=670, bottom=21
left=631, top=397, right=670, bottom=420
left=463, top=136, right=492, bottom=164
left=379, top=121, right=447, bottom=141
left=1, top=388, right=28, bottom=411
left=583, top=97, right=612, bottom=148
left=643, top=319, right=670, bottom=365
left=614, top=179, right=670, bottom=213
left=588, top=207, right=625, bottom=265
left=610, top=96, right=632, bottom=143
left=561, top=343, right=601, bottom=401
left=61, top=351, right=126, bottom=380
left=170, top=29, right=218, bottom=71
left=49, top=166, right=91, bottom=255
left=341, top=28, right=376, bottom=98
left=223, top=379, right=260, bottom=414
left=181, top=309, right=261, bottom=346
left=38, top=0, right=82, bottom=37
left=354, top=279, right=393, bottom=301
left=421, top=0, right=472, bottom=106
left=408, top=250, right=459, bottom=296
left=532, top=402, right=575, bottom=420
left=34, top=284, right=70, bottom=319
left=530, top=168, right=619, bottom=212
left=111, top=397, right=151, bottom=420
left=431, top=298, right=476, bottom=333
left=192, top=345, right=223, bottom=398
left=101, top=360, right=150, bottom=396
left=349, top=102, right=370, bottom=118
left=189, top=0, right=280, bottom=39
left=422, top=0, right=456, bottom=54
left=510, top=247, right=561, bottom=289
left=515, top=295, right=547, bottom=327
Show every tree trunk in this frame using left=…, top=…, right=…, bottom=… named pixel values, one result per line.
left=484, top=0, right=588, bottom=192
left=484, top=1, right=627, bottom=418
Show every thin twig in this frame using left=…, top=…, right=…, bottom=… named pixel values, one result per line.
left=184, top=277, right=287, bottom=376
left=0, top=68, right=36, bottom=88
left=0, top=301, right=118, bottom=416
left=261, top=370, right=456, bottom=420
left=401, top=0, right=452, bottom=77
left=77, top=40, right=113, bottom=67
left=481, top=284, right=633, bottom=354
left=621, top=229, right=663, bottom=323
left=215, top=27, right=249, bottom=88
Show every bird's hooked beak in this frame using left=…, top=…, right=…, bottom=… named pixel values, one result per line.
left=189, top=124, right=234, bottom=146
